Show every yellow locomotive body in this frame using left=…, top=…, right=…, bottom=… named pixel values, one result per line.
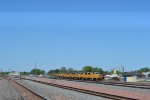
left=53, top=72, right=103, bottom=81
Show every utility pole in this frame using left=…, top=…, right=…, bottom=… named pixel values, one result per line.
left=34, top=61, right=37, bottom=75
left=1, top=68, right=2, bottom=76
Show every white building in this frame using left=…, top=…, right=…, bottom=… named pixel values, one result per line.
left=9, top=72, right=20, bottom=77
left=143, top=72, right=150, bottom=78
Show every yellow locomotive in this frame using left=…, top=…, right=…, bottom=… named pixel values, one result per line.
left=53, top=72, right=104, bottom=81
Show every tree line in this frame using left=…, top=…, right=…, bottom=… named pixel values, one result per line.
left=1, top=67, right=149, bottom=76
left=47, top=66, right=150, bottom=75
left=19, top=69, right=45, bottom=75
left=137, top=67, right=150, bottom=73
left=48, top=66, right=109, bottom=75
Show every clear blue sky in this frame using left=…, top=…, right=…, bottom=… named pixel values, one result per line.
left=0, top=0, right=150, bottom=72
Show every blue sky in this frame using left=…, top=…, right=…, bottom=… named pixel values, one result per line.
left=0, top=0, right=150, bottom=72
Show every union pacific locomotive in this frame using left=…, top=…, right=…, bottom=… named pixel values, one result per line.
left=52, top=72, right=104, bottom=81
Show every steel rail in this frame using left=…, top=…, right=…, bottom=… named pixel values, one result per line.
left=55, top=78, right=150, bottom=89
left=25, top=78, right=138, bottom=100
left=8, top=79, right=48, bottom=100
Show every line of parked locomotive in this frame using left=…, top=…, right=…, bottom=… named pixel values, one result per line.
left=52, top=72, right=104, bottom=81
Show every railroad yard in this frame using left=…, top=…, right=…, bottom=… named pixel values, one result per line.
left=0, top=76, right=150, bottom=100
left=1, top=0, right=150, bottom=100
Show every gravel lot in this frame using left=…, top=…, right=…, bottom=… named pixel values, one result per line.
left=17, top=79, right=110, bottom=100
left=0, top=78, right=20, bottom=100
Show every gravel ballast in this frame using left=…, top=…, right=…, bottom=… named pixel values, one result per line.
left=0, top=78, right=20, bottom=100
left=56, top=79, right=150, bottom=94
left=17, top=79, right=110, bottom=100
left=26, top=77, right=150, bottom=100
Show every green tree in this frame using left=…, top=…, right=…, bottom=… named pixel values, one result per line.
left=55, top=69, right=60, bottom=73
left=67, top=68, right=74, bottom=73
left=82, top=66, right=93, bottom=72
left=1, top=72, right=10, bottom=76
left=103, top=71, right=110, bottom=75
left=41, top=70, right=45, bottom=75
left=60, top=67, right=67, bottom=73
left=20, top=71, right=30, bottom=75
left=30, top=69, right=45, bottom=75
left=92, top=67, right=104, bottom=74
left=138, top=67, right=150, bottom=72
left=48, top=70, right=55, bottom=74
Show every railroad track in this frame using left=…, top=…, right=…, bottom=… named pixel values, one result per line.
left=56, top=78, right=150, bottom=89
left=8, top=79, right=47, bottom=100
left=97, top=81, right=150, bottom=89
left=24, top=78, right=138, bottom=100
left=79, top=80, right=150, bottom=89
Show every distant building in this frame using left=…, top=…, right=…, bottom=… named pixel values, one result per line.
left=142, top=72, right=150, bottom=78
left=120, top=65, right=124, bottom=73
left=124, top=71, right=145, bottom=78
left=124, top=71, right=146, bottom=82
left=9, top=72, right=20, bottom=77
